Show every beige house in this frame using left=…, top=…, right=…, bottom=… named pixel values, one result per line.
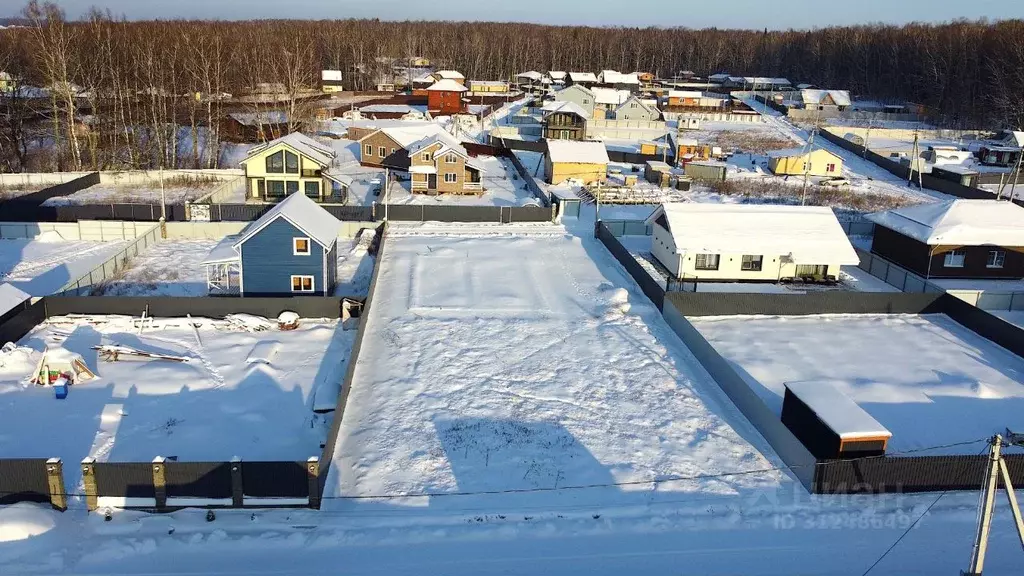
left=239, top=133, right=348, bottom=202
left=767, top=147, right=844, bottom=177
left=545, top=140, right=609, bottom=185
left=408, top=134, right=484, bottom=195
left=645, top=203, right=859, bottom=282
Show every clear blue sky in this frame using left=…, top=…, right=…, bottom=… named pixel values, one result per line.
left=4, top=0, right=1020, bottom=29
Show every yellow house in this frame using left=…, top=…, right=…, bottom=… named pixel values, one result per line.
left=468, top=80, right=509, bottom=95
left=321, top=70, right=344, bottom=94
left=0, top=72, right=14, bottom=93
left=239, top=133, right=349, bottom=203
left=767, top=147, right=843, bottom=177
left=545, top=140, right=609, bottom=185
left=645, top=203, right=860, bottom=283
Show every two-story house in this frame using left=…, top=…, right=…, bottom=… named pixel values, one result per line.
left=542, top=101, right=589, bottom=140
left=614, top=95, right=659, bottom=121
left=239, top=133, right=346, bottom=202
left=551, top=84, right=596, bottom=118
left=408, top=133, right=484, bottom=195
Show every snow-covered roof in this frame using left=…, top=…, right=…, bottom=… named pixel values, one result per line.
left=765, top=146, right=840, bottom=161
left=242, top=132, right=335, bottom=167
left=800, top=89, right=852, bottom=107
left=0, top=283, right=30, bottom=317
left=368, top=125, right=457, bottom=149
left=554, top=84, right=595, bottom=101
left=785, top=382, right=892, bottom=440
left=426, top=79, right=468, bottom=93
left=646, top=203, right=859, bottom=265
left=866, top=199, right=1024, bottom=247
left=434, top=70, right=465, bottom=80
left=542, top=100, right=590, bottom=119
left=591, top=87, right=632, bottom=106
left=234, top=193, right=341, bottom=250
left=708, top=73, right=731, bottom=81
left=546, top=140, right=610, bottom=165
left=202, top=234, right=242, bottom=265
left=599, top=70, right=640, bottom=85
left=569, top=72, right=598, bottom=83
left=997, top=130, right=1024, bottom=148
left=668, top=90, right=703, bottom=98
left=517, top=71, right=544, bottom=81
left=407, top=130, right=467, bottom=158
left=409, top=165, right=437, bottom=174
left=616, top=95, right=656, bottom=115
left=359, top=104, right=422, bottom=114
left=229, top=110, right=289, bottom=126
left=549, top=71, right=567, bottom=80
left=412, top=73, right=435, bottom=84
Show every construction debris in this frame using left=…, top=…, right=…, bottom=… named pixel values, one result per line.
left=30, top=347, right=98, bottom=385
left=93, top=345, right=190, bottom=363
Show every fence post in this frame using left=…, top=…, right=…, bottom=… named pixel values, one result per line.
left=81, top=458, right=98, bottom=511
left=306, top=457, right=321, bottom=509
left=45, top=458, right=67, bottom=511
left=230, top=457, right=244, bottom=508
left=152, top=457, right=167, bottom=509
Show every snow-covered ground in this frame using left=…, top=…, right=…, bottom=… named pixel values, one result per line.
left=0, top=236, right=129, bottom=296
left=932, top=277, right=1024, bottom=292
left=691, top=313, right=1024, bottom=454
left=41, top=183, right=223, bottom=206
left=0, top=315, right=352, bottom=489
left=89, top=240, right=218, bottom=297
left=384, top=156, right=540, bottom=207
left=335, top=229, right=377, bottom=297
left=325, top=225, right=786, bottom=507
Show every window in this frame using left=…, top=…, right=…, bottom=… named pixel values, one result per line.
left=422, top=153, right=431, bottom=162
left=255, top=179, right=265, bottom=198
left=284, top=151, right=299, bottom=174
left=267, top=180, right=285, bottom=198
left=364, top=144, right=373, bottom=156
left=694, top=254, right=720, bottom=270
left=304, top=180, right=320, bottom=199
left=291, top=275, right=315, bottom=293
left=444, top=173, right=458, bottom=183
left=266, top=151, right=284, bottom=173
left=445, top=153, right=458, bottom=164
left=944, top=249, right=966, bottom=268
left=293, top=237, right=311, bottom=255
left=379, top=146, right=386, bottom=158
left=286, top=181, right=299, bottom=196
left=826, top=163, right=836, bottom=173
left=741, top=255, right=763, bottom=271
left=583, top=98, right=589, bottom=104
left=391, top=148, right=396, bottom=156
left=987, top=250, right=1006, bottom=269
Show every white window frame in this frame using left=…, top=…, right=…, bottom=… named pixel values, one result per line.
left=445, top=153, right=458, bottom=164
left=944, top=249, right=966, bottom=268
left=987, top=250, right=1006, bottom=269
left=290, top=275, right=315, bottom=293
left=422, top=152, right=431, bottom=162
left=378, top=146, right=387, bottom=158
left=741, top=255, right=763, bottom=272
left=293, top=237, right=311, bottom=256
left=444, top=172, right=458, bottom=183
left=364, top=144, right=372, bottom=156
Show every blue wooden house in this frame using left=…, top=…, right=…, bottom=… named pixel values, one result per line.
left=203, top=193, right=342, bottom=296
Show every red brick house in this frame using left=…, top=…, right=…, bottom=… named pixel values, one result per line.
left=426, top=79, right=468, bottom=115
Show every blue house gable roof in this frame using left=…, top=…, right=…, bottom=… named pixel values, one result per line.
left=235, top=193, right=341, bottom=252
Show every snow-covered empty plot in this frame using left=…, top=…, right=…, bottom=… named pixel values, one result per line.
left=91, top=239, right=218, bottom=296
left=0, top=236, right=128, bottom=296
left=0, top=315, right=354, bottom=488
left=690, top=314, right=1024, bottom=453
left=324, top=226, right=785, bottom=508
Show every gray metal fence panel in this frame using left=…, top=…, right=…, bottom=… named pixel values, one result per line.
left=94, top=463, right=156, bottom=499
left=664, top=292, right=944, bottom=317
left=241, top=462, right=309, bottom=498
left=596, top=222, right=665, bottom=310
left=44, top=296, right=347, bottom=320
left=164, top=462, right=233, bottom=499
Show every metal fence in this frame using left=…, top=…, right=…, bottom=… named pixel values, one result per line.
left=0, top=172, right=101, bottom=221
left=814, top=454, right=1024, bottom=494
left=596, top=221, right=666, bottom=310
left=58, top=223, right=163, bottom=295
left=85, top=459, right=316, bottom=511
left=190, top=202, right=374, bottom=222
left=374, top=203, right=553, bottom=223
left=0, top=459, right=60, bottom=507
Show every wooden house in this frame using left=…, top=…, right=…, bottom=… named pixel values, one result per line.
left=551, top=84, right=596, bottom=118
left=866, top=199, right=1024, bottom=280
left=767, top=148, right=843, bottom=177
left=545, top=140, right=609, bottom=185
left=542, top=101, right=589, bottom=141
left=203, top=193, right=341, bottom=296
left=408, top=133, right=485, bottom=195
left=239, top=133, right=346, bottom=202
left=614, top=95, right=658, bottom=121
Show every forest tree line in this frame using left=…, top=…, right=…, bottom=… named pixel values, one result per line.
left=0, top=1, right=1022, bottom=172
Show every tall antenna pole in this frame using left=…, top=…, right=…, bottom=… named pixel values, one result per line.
left=909, top=130, right=920, bottom=188
left=963, top=433, right=1024, bottom=576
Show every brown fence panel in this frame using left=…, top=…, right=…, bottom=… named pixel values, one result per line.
left=241, top=461, right=309, bottom=498
left=94, top=462, right=156, bottom=499
left=813, top=454, right=1024, bottom=494
left=0, top=459, right=51, bottom=505
left=164, top=462, right=232, bottom=500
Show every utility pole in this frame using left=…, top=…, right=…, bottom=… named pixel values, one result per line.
left=383, top=168, right=390, bottom=222
left=801, top=128, right=816, bottom=206
left=962, top=432, right=1024, bottom=576
left=594, top=178, right=602, bottom=236
left=909, top=130, right=920, bottom=188
left=1008, top=149, right=1023, bottom=202
left=863, top=120, right=872, bottom=159
left=159, top=165, right=167, bottom=238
